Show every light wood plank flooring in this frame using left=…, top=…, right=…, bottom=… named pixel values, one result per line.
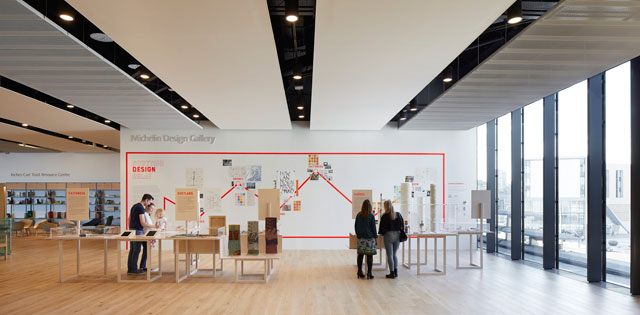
left=1, top=237, right=639, bottom=315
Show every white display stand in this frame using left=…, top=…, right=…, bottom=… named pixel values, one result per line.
left=455, top=190, right=491, bottom=269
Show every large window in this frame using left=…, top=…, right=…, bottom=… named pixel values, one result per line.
left=477, top=124, right=487, bottom=190
left=496, top=114, right=511, bottom=255
left=557, top=80, right=588, bottom=275
left=605, top=62, right=631, bottom=286
left=523, top=100, right=544, bottom=263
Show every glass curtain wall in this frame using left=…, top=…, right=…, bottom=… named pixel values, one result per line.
left=477, top=124, right=487, bottom=190
left=557, top=80, right=588, bottom=276
left=523, top=100, right=544, bottom=263
left=605, top=62, right=631, bottom=286
left=497, top=114, right=511, bottom=255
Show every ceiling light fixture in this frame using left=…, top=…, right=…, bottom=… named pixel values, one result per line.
left=443, top=66, right=453, bottom=83
left=128, top=64, right=141, bottom=70
left=193, top=114, right=200, bottom=119
left=297, top=105, right=304, bottom=110
left=68, top=136, right=73, bottom=139
left=399, top=108, right=408, bottom=121
left=104, top=120, right=111, bottom=124
left=507, top=0, right=523, bottom=24
left=21, top=123, right=28, bottom=127
left=103, top=145, right=108, bottom=148
left=140, top=74, right=150, bottom=80
left=18, top=143, right=25, bottom=147
left=409, top=99, right=418, bottom=111
left=89, top=32, right=113, bottom=43
left=293, top=62, right=302, bottom=80
left=59, top=14, right=74, bottom=21
left=294, top=80, right=303, bottom=91
left=66, top=104, right=75, bottom=109
left=298, top=115, right=304, bottom=119
left=285, top=0, right=299, bottom=22
left=181, top=105, right=189, bottom=109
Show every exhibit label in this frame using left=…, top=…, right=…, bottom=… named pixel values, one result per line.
left=67, top=188, right=89, bottom=221
left=175, top=188, right=200, bottom=221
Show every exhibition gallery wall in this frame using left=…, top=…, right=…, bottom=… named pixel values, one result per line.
left=118, top=123, right=477, bottom=250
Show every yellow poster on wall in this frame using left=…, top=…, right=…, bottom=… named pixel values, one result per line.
left=66, top=188, right=89, bottom=221
left=175, top=188, right=200, bottom=221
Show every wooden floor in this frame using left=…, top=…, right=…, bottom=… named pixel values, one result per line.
left=1, top=237, right=639, bottom=315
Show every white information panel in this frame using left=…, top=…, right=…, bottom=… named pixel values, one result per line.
left=175, top=188, right=200, bottom=221
left=471, top=190, right=491, bottom=219
left=66, top=188, right=89, bottom=221
left=352, top=189, right=372, bottom=219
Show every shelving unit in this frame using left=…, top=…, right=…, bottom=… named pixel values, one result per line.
left=4, top=182, right=120, bottom=226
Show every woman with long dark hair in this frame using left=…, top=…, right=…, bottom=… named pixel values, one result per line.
left=379, top=200, right=404, bottom=278
left=354, top=199, right=377, bottom=279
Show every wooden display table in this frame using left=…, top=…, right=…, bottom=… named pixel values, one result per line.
left=171, top=235, right=226, bottom=283
left=221, top=254, right=281, bottom=283
left=53, top=234, right=113, bottom=282
left=455, top=229, right=494, bottom=269
left=113, top=234, right=163, bottom=283
left=415, top=232, right=456, bottom=275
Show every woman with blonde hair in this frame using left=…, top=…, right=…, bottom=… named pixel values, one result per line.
left=378, top=200, right=404, bottom=278
left=354, top=199, right=377, bottom=279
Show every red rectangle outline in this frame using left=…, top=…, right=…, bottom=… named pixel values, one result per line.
left=125, top=152, right=445, bottom=239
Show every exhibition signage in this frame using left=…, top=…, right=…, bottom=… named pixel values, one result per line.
left=352, top=189, right=372, bottom=219
left=66, top=188, right=89, bottom=221
left=175, top=188, right=200, bottom=221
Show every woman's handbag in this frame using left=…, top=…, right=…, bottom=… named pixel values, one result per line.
left=399, top=230, right=408, bottom=242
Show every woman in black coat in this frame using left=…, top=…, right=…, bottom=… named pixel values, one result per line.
left=354, top=199, right=377, bottom=279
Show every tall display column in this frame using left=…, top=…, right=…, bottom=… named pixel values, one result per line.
left=543, top=94, right=558, bottom=270
left=587, top=72, right=605, bottom=282
left=630, top=56, right=640, bottom=295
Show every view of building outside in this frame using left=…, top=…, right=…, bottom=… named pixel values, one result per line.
left=496, top=113, right=511, bottom=255
left=523, top=100, right=543, bottom=263
left=557, top=80, right=588, bottom=276
left=605, top=62, right=631, bottom=286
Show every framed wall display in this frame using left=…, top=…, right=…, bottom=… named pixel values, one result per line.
left=351, top=189, right=372, bottom=219
left=66, top=188, right=89, bottom=221
left=258, top=188, right=280, bottom=220
left=175, top=188, right=200, bottom=221
left=471, top=190, right=491, bottom=219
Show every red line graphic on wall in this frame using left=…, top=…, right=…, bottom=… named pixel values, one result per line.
left=125, top=152, right=445, bottom=239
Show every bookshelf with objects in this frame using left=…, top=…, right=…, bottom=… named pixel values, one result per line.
left=5, top=182, right=120, bottom=227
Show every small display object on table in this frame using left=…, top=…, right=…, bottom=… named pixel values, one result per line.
left=247, top=221, right=259, bottom=255
left=265, top=217, right=278, bottom=254
left=228, top=224, right=241, bottom=256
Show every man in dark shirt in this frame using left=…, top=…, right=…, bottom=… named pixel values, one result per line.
left=127, top=194, right=154, bottom=274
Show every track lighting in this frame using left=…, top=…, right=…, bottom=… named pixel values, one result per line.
left=285, top=0, right=299, bottom=22
left=507, top=1, right=523, bottom=24
left=66, top=104, right=74, bottom=109
left=193, top=114, right=200, bottom=119
left=293, top=62, right=302, bottom=80
left=21, top=123, right=28, bottom=127
left=59, top=14, right=74, bottom=21
left=104, top=120, right=111, bottom=124
left=181, top=105, right=189, bottom=109
left=140, top=74, right=150, bottom=80
left=443, top=66, right=453, bottom=83
left=409, top=99, right=417, bottom=111
left=298, top=115, right=305, bottom=119
left=294, top=79, right=303, bottom=91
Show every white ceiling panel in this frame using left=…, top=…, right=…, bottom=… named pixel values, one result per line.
left=0, top=87, right=119, bottom=148
left=0, top=122, right=111, bottom=152
left=0, top=0, right=201, bottom=130
left=67, top=0, right=291, bottom=130
left=310, top=0, right=515, bottom=130
left=403, top=0, right=640, bottom=130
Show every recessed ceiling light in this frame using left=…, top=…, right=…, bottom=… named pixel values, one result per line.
left=21, top=123, right=28, bottom=127
left=140, top=74, right=150, bottom=80
left=298, top=115, right=305, bottom=119
left=399, top=117, right=407, bottom=121
left=128, top=64, right=141, bottom=70
left=89, top=32, right=113, bottom=43
left=286, top=15, right=298, bottom=22
left=508, top=16, right=522, bottom=24
left=193, top=114, right=200, bottom=118
left=285, top=0, right=299, bottom=22
left=66, top=104, right=75, bottom=109
left=507, top=1, right=523, bottom=25
left=297, top=105, right=304, bottom=110
left=59, top=14, right=74, bottom=21
left=103, top=145, right=108, bottom=148
left=18, top=143, right=25, bottom=147
left=181, top=105, right=189, bottom=109
left=443, top=77, right=453, bottom=83
left=68, top=136, right=73, bottom=139
left=293, top=74, right=302, bottom=80
left=104, top=120, right=111, bottom=124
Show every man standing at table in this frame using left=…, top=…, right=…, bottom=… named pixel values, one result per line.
left=127, top=194, right=154, bottom=275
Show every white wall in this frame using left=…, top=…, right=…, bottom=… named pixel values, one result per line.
left=0, top=152, right=119, bottom=182
left=120, top=123, right=477, bottom=250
